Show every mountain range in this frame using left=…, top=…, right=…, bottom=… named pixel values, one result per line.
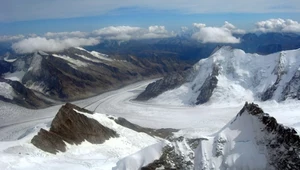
left=0, top=47, right=190, bottom=108
left=0, top=32, right=300, bottom=169
left=137, top=47, right=300, bottom=105
left=1, top=32, right=300, bottom=108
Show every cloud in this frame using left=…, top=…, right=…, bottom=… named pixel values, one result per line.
left=140, top=26, right=175, bottom=39
left=193, top=23, right=206, bottom=29
left=93, top=26, right=142, bottom=40
left=93, top=25, right=174, bottom=40
left=181, top=26, right=189, bottom=32
left=255, top=18, right=300, bottom=33
left=10, top=25, right=173, bottom=53
left=12, top=37, right=99, bottom=54
left=192, top=22, right=242, bottom=43
left=222, top=21, right=246, bottom=34
left=45, top=31, right=88, bottom=38
left=148, top=26, right=168, bottom=34
left=0, top=35, right=25, bottom=42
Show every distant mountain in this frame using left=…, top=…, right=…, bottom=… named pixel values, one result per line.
left=1, top=32, right=300, bottom=108
left=137, top=47, right=300, bottom=105
left=0, top=47, right=190, bottom=108
left=86, top=32, right=300, bottom=62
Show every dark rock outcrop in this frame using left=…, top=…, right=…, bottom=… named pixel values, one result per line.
left=142, top=136, right=200, bottom=170
left=112, top=117, right=178, bottom=139
left=0, top=78, right=50, bottom=108
left=31, top=103, right=118, bottom=154
left=4, top=48, right=191, bottom=108
left=281, top=69, right=300, bottom=100
left=31, top=129, right=67, bottom=154
left=238, top=102, right=300, bottom=170
left=135, top=71, right=189, bottom=101
left=141, top=145, right=179, bottom=170
left=261, top=54, right=286, bottom=101
left=195, top=65, right=219, bottom=104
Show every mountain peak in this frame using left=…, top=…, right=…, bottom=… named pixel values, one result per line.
left=194, top=102, right=300, bottom=170
left=141, top=47, right=300, bottom=105
left=237, top=102, right=264, bottom=116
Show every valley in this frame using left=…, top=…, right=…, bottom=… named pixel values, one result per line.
left=1, top=9, right=300, bottom=168
left=0, top=76, right=300, bottom=169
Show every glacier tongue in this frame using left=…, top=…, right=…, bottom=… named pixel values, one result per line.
left=151, top=47, right=300, bottom=105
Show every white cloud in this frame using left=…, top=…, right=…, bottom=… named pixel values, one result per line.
left=93, top=25, right=174, bottom=40
left=140, top=26, right=174, bottom=39
left=192, top=22, right=242, bottom=43
left=0, top=35, right=25, bottom=42
left=222, top=21, right=246, bottom=34
left=45, top=31, right=88, bottom=38
left=148, top=26, right=168, bottom=34
left=12, top=37, right=100, bottom=54
left=93, top=26, right=142, bottom=40
left=193, top=23, right=206, bottom=29
left=181, top=26, right=189, bottom=32
left=255, top=18, right=300, bottom=33
left=93, top=26, right=141, bottom=36
left=8, top=25, right=173, bottom=53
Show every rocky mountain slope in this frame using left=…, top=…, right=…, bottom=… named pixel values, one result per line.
left=32, top=103, right=118, bottom=154
left=135, top=70, right=191, bottom=101
left=0, top=47, right=190, bottom=108
left=137, top=47, right=300, bottom=105
left=194, top=102, right=300, bottom=170
left=29, top=102, right=300, bottom=169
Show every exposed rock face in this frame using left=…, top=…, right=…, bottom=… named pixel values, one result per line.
left=1, top=48, right=191, bottom=108
left=137, top=47, right=300, bottom=105
left=31, top=103, right=118, bottom=154
left=22, top=52, right=66, bottom=99
left=240, top=103, right=300, bottom=170
left=112, top=117, right=178, bottom=139
left=0, top=78, right=50, bottom=108
left=135, top=71, right=189, bottom=101
left=32, top=129, right=67, bottom=154
left=142, top=136, right=202, bottom=170
left=195, top=102, right=300, bottom=170
left=195, top=65, right=219, bottom=104
left=281, top=69, right=300, bottom=100
left=261, top=53, right=286, bottom=101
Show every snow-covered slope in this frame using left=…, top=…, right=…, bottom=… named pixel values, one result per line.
left=150, top=47, right=300, bottom=106
left=1, top=79, right=300, bottom=169
left=0, top=82, right=14, bottom=99
left=194, top=102, right=300, bottom=170
left=0, top=103, right=164, bottom=170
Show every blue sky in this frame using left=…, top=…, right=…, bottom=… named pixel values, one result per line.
left=1, top=0, right=300, bottom=35
left=1, top=11, right=300, bottom=35
left=2, top=0, right=300, bottom=53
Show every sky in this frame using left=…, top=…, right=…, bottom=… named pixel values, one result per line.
left=1, top=0, right=300, bottom=53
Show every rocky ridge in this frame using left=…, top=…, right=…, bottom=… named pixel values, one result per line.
left=136, top=47, right=300, bottom=105
left=31, top=103, right=118, bottom=154
left=30, top=102, right=300, bottom=169
left=194, top=102, right=300, bottom=170
left=239, top=103, right=300, bottom=170
left=0, top=47, right=190, bottom=108
left=135, top=70, right=190, bottom=101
